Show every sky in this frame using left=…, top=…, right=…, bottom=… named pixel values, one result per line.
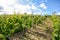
left=0, top=0, right=60, bottom=15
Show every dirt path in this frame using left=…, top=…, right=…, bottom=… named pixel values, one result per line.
left=10, top=18, right=53, bottom=40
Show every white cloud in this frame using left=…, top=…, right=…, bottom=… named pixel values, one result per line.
left=0, top=0, right=17, bottom=14
left=14, top=4, right=32, bottom=14
left=3, top=6, right=14, bottom=14
left=31, top=4, right=37, bottom=10
left=0, top=0, right=43, bottom=14
left=57, top=12, right=60, bottom=15
left=40, top=0, right=47, bottom=3
left=0, top=0, right=33, bottom=14
left=40, top=3, right=47, bottom=9
left=0, top=0, right=16, bottom=6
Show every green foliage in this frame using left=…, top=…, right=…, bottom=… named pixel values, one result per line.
left=1, top=13, right=60, bottom=40
left=0, top=14, right=43, bottom=40
left=51, top=15, right=60, bottom=40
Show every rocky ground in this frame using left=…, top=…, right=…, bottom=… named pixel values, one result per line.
left=10, top=18, right=53, bottom=40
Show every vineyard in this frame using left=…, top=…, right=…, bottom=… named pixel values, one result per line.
left=0, top=13, right=60, bottom=40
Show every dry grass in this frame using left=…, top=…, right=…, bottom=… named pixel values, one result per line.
left=10, top=18, right=53, bottom=40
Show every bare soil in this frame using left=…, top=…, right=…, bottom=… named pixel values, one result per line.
left=10, top=18, right=53, bottom=40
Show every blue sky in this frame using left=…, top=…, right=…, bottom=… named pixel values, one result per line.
left=45, top=0, right=60, bottom=15
left=0, top=0, right=60, bottom=15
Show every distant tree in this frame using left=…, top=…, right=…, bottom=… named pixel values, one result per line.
left=31, top=12, right=33, bottom=15
left=52, top=11, right=56, bottom=15
left=24, top=12, right=27, bottom=15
